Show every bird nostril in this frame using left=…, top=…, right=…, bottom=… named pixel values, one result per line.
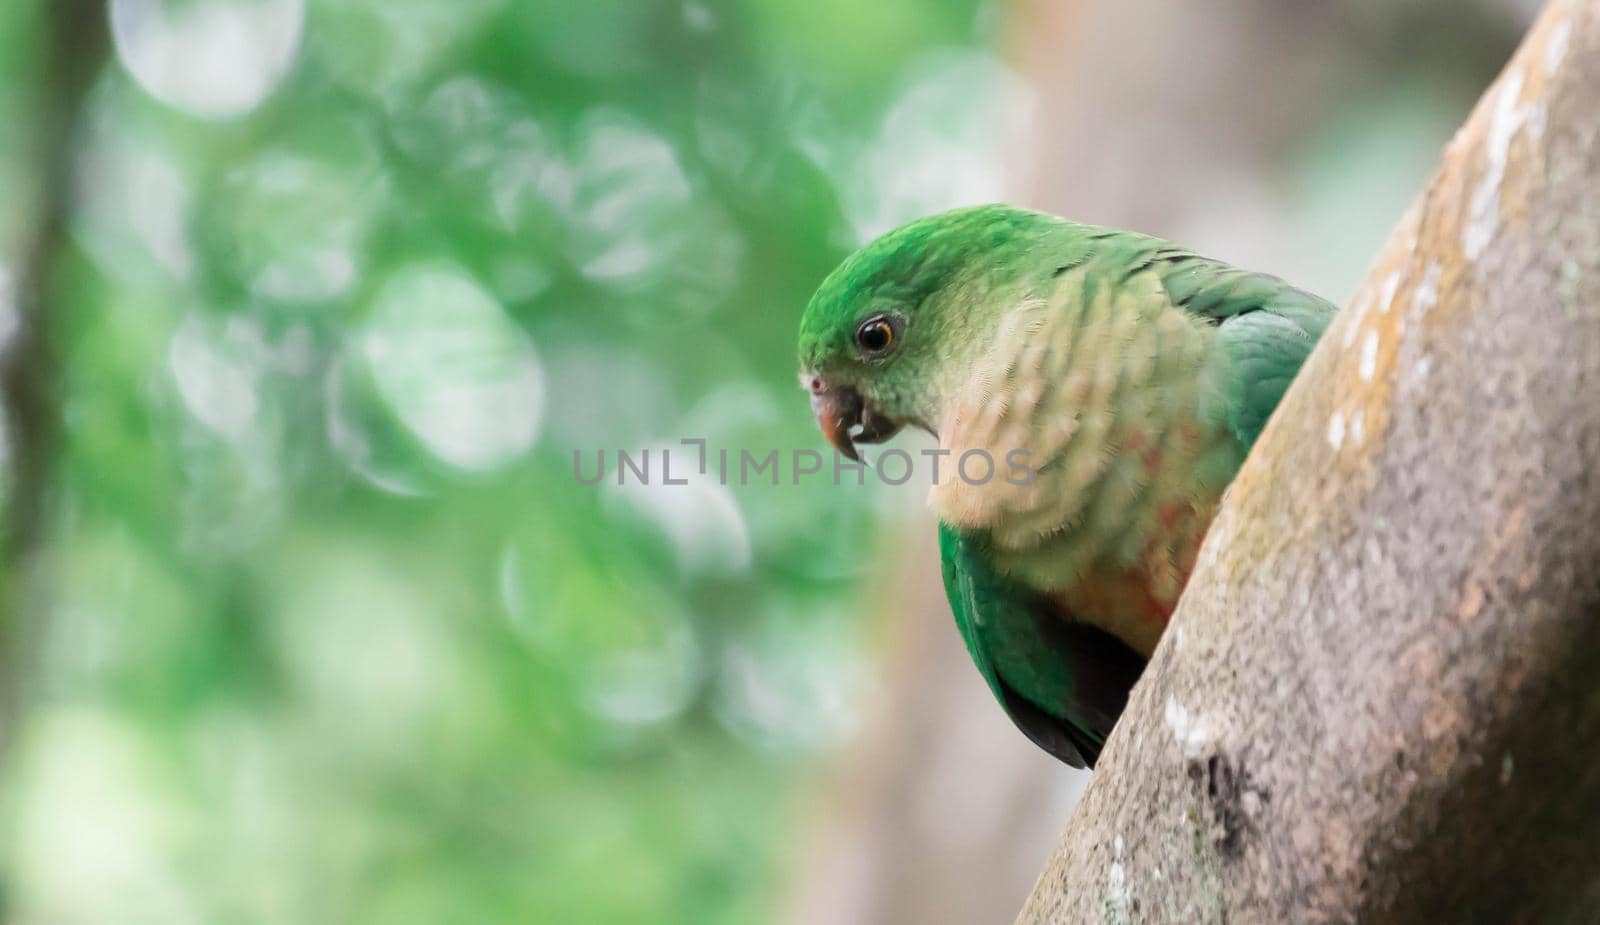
left=807, top=376, right=825, bottom=394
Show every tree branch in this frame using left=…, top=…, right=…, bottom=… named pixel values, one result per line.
left=0, top=1, right=108, bottom=751
left=1021, top=1, right=1600, bottom=920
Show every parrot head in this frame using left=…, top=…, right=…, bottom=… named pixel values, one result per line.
left=797, top=204, right=1062, bottom=459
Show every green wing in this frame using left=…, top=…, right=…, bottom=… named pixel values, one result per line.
left=1155, top=251, right=1337, bottom=449
left=1056, top=228, right=1336, bottom=451
left=939, top=524, right=1145, bottom=769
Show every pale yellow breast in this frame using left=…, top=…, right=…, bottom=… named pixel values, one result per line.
left=928, top=267, right=1243, bottom=642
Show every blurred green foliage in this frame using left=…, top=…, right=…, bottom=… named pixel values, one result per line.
left=0, top=0, right=997, bottom=922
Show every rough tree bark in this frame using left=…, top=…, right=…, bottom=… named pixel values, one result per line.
left=1022, top=1, right=1600, bottom=921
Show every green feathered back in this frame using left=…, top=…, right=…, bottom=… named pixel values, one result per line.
left=1155, top=250, right=1335, bottom=448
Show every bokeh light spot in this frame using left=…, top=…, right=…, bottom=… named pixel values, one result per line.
left=111, top=0, right=305, bottom=120
left=168, top=313, right=260, bottom=443
left=363, top=263, right=544, bottom=471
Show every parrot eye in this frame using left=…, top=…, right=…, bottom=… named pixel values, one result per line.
left=854, top=314, right=899, bottom=356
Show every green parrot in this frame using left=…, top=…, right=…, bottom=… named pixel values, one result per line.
left=797, top=204, right=1333, bottom=768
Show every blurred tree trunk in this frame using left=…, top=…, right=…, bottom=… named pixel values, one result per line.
left=1011, top=0, right=1523, bottom=284
left=0, top=0, right=106, bottom=755
left=1011, top=0, right=1349, bottom=242
left=1022, top=1, right=1600, bottom=921
left=784, top=520, right=1078, bottom=925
